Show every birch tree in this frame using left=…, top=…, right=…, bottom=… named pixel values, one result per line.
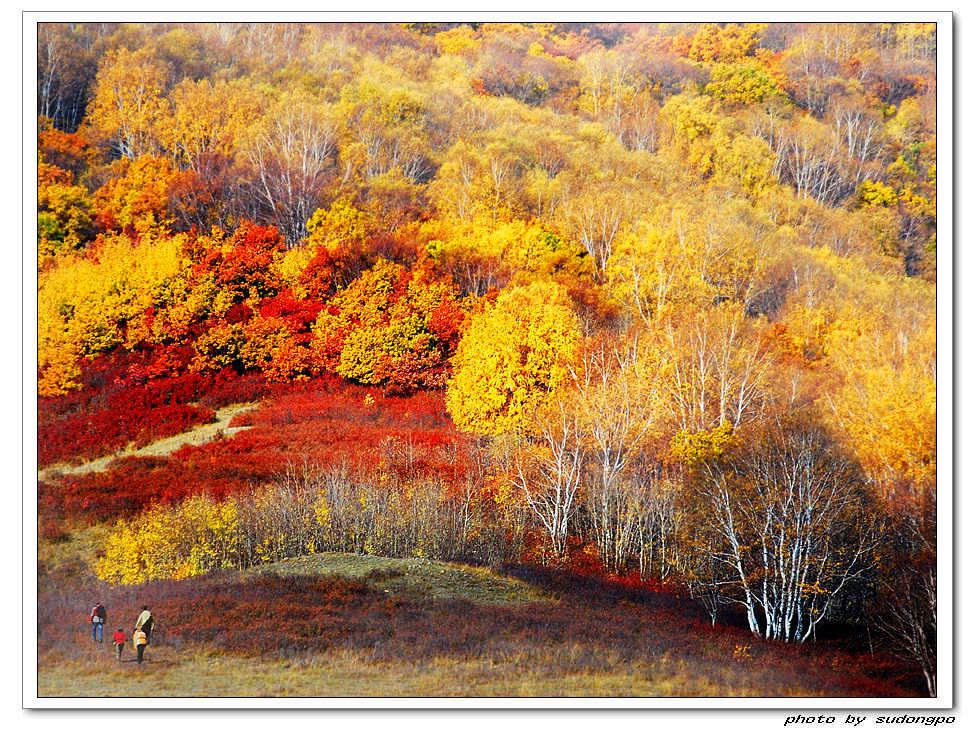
left=87, top=47, right=170, bottom=159
left=694, top=422, right=882, bottom=642
left=512, top=398, right=586, bottom=560
left=241, top=94, right=337, bottom=246
left=876, top=538, right=937, bottom=696
left=653, top=303, right=772, bottom=434
left=571, top=334, right=657, bottom=572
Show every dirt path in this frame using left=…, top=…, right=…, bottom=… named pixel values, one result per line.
left=38, top=402, right=259, bottom=482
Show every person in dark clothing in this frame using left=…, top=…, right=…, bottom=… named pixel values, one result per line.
left=89, top=602, right=106, bottom=643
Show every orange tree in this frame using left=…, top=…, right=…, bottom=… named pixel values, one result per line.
left=311, top=257, right=467, bottom=394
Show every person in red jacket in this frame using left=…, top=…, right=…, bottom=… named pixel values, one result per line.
left=112, top=628, right=126, bottom=661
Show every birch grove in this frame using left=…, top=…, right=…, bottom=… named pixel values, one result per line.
left=694, top=424, right=883, bottom=642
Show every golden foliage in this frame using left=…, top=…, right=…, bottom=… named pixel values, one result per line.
left=446, top=280, right=582, bottom=435
left=93, top=155, right=178, bottom=238
left=38, top=234, right=188, bottom=395
left=96, top=495, right=239, bottom=584
left=671, top=421, right=735, bottom=466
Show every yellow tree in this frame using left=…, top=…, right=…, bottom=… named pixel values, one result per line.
left=426, top=216, right=580, bottom=297
left=609, top=196, right=787, bottom=325
left=577, top=47, right=633, bottom=133
left=37, top=162, right=95, bottom=261
left=86, top=47, right=170, bottom=159
left=705, top=60, right=789, bottom=108
left=38, top=233, right=188, bottom=395
left=446, top=280, right=582, bottom=436
left=608, top=208, right=712, bottom=325
left=428, top=138, right=494, bottom=223
left=658, top=91, right=724, bottom=179
left=159, top=78, right=266, bottom=172
left=96, top=495, right=240, bottom=584
left=688, top=23, right=767, bottom=64
left=305, top=198, right=370, bottom=253
left=825, top=303, right=936, bottom=503
left=93, top=154, right=178, bottom=238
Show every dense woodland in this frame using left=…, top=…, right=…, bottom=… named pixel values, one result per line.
left=37, top=22, right=937, bottom=695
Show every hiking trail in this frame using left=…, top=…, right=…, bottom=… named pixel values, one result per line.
left=38, top=402, right=259, bottom=482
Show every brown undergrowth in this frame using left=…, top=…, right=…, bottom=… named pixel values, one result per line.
left=37, top=553, right=920, bottom=698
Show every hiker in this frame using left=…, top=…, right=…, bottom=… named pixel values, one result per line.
left=133, top=626, right=147, bottom=664
left=89, top=602, right=106, bottom=643
left=135, top=605, right=154, bottom=645
left=112, top=627, right=126, bottom=660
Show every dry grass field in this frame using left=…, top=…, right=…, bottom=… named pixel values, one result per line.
left=37, top=548, right=919, bottom=698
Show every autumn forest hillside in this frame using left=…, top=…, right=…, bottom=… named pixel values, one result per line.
left=36, top=21, right=937, bottom=697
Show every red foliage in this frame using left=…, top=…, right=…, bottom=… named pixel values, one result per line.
left=93, top=208, right=118, bottom=234
left=44, top=458, right=204, bottom=523
left=188, top=222, right=285, bottom=301
left=36, top=350, right=292, bottom=467
left=38, top=397, right=213, bottom=467
left=374, top=348, right=451, bottom=395
left=196, top=370, right=297, bottom=408
left=40, top=381, right=471, bottom=522
left=297, top=246, right=358, bottom=302
left=38, top=126, right=94, bottom=180
left=258, top=290, right=323, bottom=332
left=40, top=349, right=189, bottom=423
left=363, top=230, right=419, bottom=265
left=143, top=345, right=195, bottom=379
left=427, top=295, right=465, bottom=350
left=223, top=302, right=254, bottom=326
left=38, top=161, right=73, bottom=186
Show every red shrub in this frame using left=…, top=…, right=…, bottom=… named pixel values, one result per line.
left=297, top=246, right=358, bottom=301
left=36, top=345, right=314, bottom=466
left=258, top=290, right=324, bottom=332
left=39, top=396, right=214, bottom=467
left=188, top=222, right=285, bottom=301
left=41, top=382, right=473, bottom=524
left=223, top=302, right=254, bottom=326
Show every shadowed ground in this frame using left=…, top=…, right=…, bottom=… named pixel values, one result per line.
left=37, top=553, right=921, bottom=698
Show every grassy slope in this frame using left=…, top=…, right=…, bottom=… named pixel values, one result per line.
left=249, top=552, right=550, bottom=604
left=36, top=550, right=918, bottom=698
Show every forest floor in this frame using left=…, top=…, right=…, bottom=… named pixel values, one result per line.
left=38, top=402, right=258, bottom=482
left=36, top=550, right=921, bottom=699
